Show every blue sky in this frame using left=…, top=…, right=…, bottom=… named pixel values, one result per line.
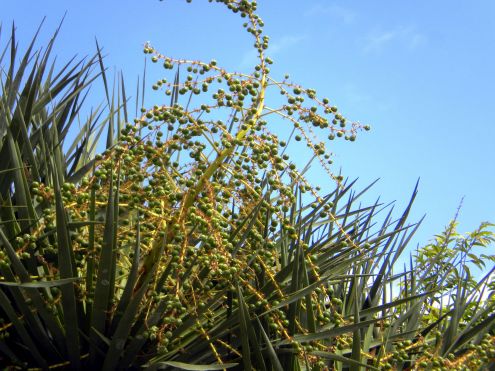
left=3, top=0, right=495, bottom=252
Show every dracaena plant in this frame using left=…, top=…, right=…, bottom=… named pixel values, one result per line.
left=1, top=1, right=495, bottom=370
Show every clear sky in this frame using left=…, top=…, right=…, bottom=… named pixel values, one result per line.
left=3, top=0, right=495, bottom=253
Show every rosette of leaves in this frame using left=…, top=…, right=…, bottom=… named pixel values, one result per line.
left=1, top=1, right=495, bottom=370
